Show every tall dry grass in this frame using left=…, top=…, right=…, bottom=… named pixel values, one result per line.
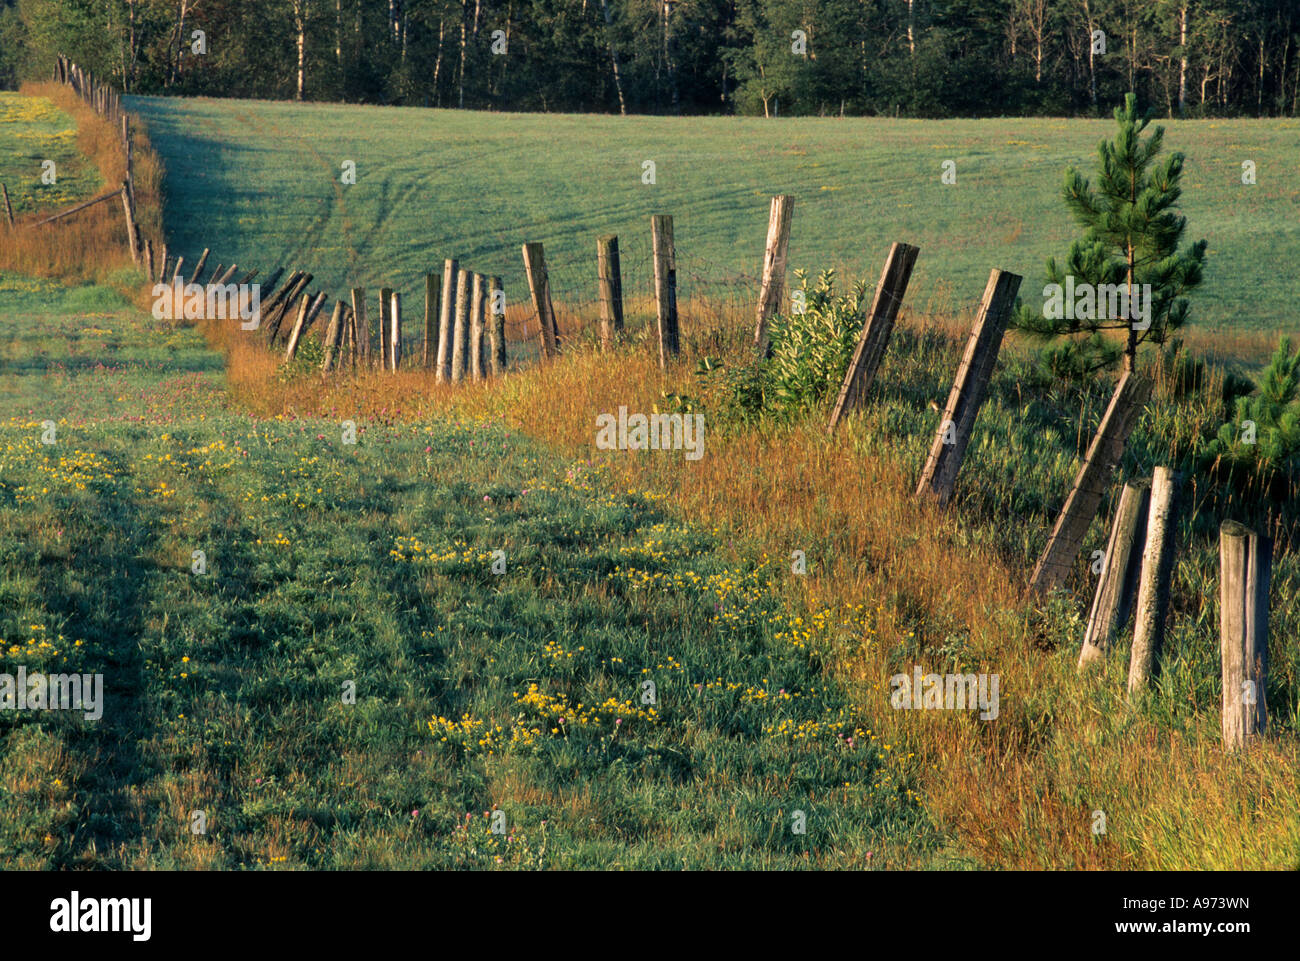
left=195, top=305, right=1300, bottom=869
left=0, top=82, right=163, bottom=287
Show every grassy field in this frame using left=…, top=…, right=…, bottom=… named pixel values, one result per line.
left=0, top=91, right=103, bottom=215
left=129, top=95, right=1300, bottom=334
left=0, top=272, right=961, bottom=869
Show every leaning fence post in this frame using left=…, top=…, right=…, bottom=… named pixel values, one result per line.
left=1220, top=521, right=1270, bottom=751
left=143, top=240, right=155, bottom=282
left=189, top=248, right=210, bottom=286
left=522, top=242, right=559, bottom=360
left=489, top=276, right=506, bottom=375
left=321, top=300, right=345, bottom=372
left=915, top=268, right=1021, bottom=505
left=651, top=214, right=679, bottom=368
left=423, top=272, right=440, bottom=370
left=1030, top=371, right=1153, bottom=594
left=1079, top=478, right=1151, bottom=670
left=119, top=182, right=139, bottom=264
left=451, top=268, right=471, bottom=382
left=754, top=194, right=795, bottom=355
left=597, top=234, right=624, bottom=351
left=1127, top=467, right=1179, bottom=697
left=826, top=241, right=920, bottom=435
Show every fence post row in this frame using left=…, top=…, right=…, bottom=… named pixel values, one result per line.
left=826, top=241, right=920, bottom=435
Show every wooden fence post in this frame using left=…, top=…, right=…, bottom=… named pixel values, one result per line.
left=143, top=239, right=154, bottom=281
left=436, top=258, right=458, bottom=382
left=1, top=183, right=13, bottom=226
left=378, top=287, right=393, bottom=370
left=157, top=244, right=168, bottom=283
left=350, top=287, right=368, bottom=367
left=522, top=242, right=559, bottom=360
left=1220, top=521, right=1271, bottom=751
left=597, top=234, right=624, bottom=351
left=265, top=273, right=311, bottom=345
left=170, top=256, right=185, bottom=288
left=1127, top=467, right=1179, bottom=697
left=119, top=183, right=139, bottom=264
left=915, top=268, right=1021, bottom=505
left=423, top=272, right=440, bottom=370
left=389, top=290, right=402, bottom=372
left=754, top=194, right=795, bottom=355
left=489, top=276, right=506, bottom=375
left=826, top=241, right=920, bottom=435
left=651, top=214, right=679, bottom=368
left=189, top=248, right=210, bottom=286
left=344, top=305, right=356, bottom=369
left=1030, top=371, right=1153, bottom=594
left=321, top=300, right=345, bottom=372
left=451, top=268, right=471, bottom=382
left=214, top=264, right=239, bottom=286
left=283, top=294, right=313, bottom=360
left=1078, top=478, right=1151, bottom=670
left=470, top=273, right=486, bottom=381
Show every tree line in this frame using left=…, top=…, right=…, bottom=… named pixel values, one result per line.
left=2, top=1, right=1297, bottom=117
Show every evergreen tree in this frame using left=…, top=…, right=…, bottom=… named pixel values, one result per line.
left=1016, top=92, right=1207, bottom=375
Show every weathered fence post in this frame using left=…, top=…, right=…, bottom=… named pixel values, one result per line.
left=754, top=194, right=795, bottom=356
left=915, top=268, right=1021, bottom=505
left=283, top=294, right=313, bottom=360
left=143, top=240, right=154, bottom=281
left=378, top=287, right=393, bottom=370
left=1220, top=521, right=1271, bottom=751
left=214, top=264, right=239, bottom=286
left=1127, top=467, right=1179, bottom=697
left=597, top=234, right=624, bottom=351
left=1029, top=371, right=1153, bottom=593
left=1078, top=478, right=1151, bottom=670
left=451, top=268, right=471, bottom=382
left=189, top=248, right=210, bottom=286
left=157, top=244, right=169, bottom=283
left=522, top=242, right=559, bottom=360
left=119, top=182, right=139, bottom=264
left=651, top=215, right=679, bottom=368
left=389, top=290, right=402, bottom=371
left=321, top=300, right=345, bottom=372
left=350, top=287, right=368, bottom=367
left=489, top=276, right=506, bottom=375
left=470, top=273, right=486, bottom=381
left=436, top=258, right=458, bottom=382
left=170, top=257, right=185, bottom=288
left=1, top=184, right=13, bottom=226
left=826, top=241, right=920, bottom=435
left=423, top=272, right=440, bottom=370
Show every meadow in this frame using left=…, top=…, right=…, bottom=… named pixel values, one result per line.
left=129, top=95, right=1300, bottom=335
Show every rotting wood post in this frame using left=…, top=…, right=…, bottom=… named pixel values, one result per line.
left=213, top=264, right=239, bottom=286
left=651, top=215, right=679, bottom=368
left=189, top=248, right=210, bottom=286
left=489, top=276, right=506, bottom=375
left=915, top=268, right=1021, bottom=505
left=119, top=183, right=139, bottom=264
left=1127, top=467, right=1180, bottom=698
left=826, top=242, right=920, bottom=435
left=436, top=258, right=459, bottom=382
left=451, top=268, right=471, bottom=382
left=423, top=272, right=440, bottom=370
left=350, top=287, right=368, bottom=367
left=157, top=244, right=168, bottom=283
left=1030, top=371, right=1153, bottom=594
left=389, top=290, right=402, bottom=372
left=1079, top=478, right=1151, bottom=670
left=754, top=194, right=795, bottom=356
left=144, top=240, right=154, bottom=281
left=522, top=242, right=559, bottom=360
left=321, top=300, right=345, bottom=372
left=597, top=234, right=624, bottom=351
left=343, top=305, right=356, bottom=369
left=266, top=273, right=312, bottom=344
left=470, top=273, right=486, bottom=382
left=170, top=256, right=185, bottom=288
left=1220, top=520, right=1271, bottom=751
left=283, top=293, right=313, bottom=360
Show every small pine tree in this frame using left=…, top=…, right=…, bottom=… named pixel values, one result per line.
left=1017, top=93, right=1207, bottom=375
left=1204, top=337, right=1300, bottom=498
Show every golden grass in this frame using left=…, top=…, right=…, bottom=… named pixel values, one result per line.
left=195, top=308, right=1300, bottom=869
left=0, top=82, right=163, bottom=287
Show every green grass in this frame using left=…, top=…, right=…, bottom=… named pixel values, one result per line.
left=0, top=93, right=103, bottom=214
left=0, top=279, right=961, bottom=869
left=129, top=95, right=1300, bottom=333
